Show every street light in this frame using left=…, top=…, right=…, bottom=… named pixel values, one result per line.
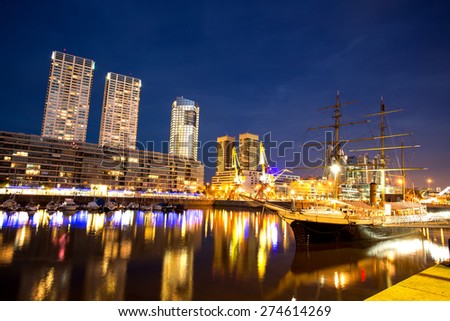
left=427, top=178, right=432, bottom=190
left=330, top=164, right=340, bottom=199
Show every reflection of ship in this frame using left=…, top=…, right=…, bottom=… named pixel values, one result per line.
left=247, top=93, right=432, bottom=248
left=264, top=237, right=436, bottom=301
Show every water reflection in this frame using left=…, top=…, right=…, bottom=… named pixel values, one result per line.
left=267, top=228, right=450, bottom=301
left=0, top=209, right=448, bottom=300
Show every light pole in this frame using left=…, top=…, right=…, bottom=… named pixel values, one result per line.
left=331, top=164, right=340, bottom=199
left=427, top=178, right=432, bottom=190
left=397, top=178, right=405, bottom=200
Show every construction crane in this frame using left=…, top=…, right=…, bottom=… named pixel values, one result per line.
left=259, top=141, right=271, bottom=185
left=228, top=147, right=245, bottom=200
left=255, top=142, right=293, bottom=199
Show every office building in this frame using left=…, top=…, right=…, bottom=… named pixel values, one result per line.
left=41, top=51, right=95, bottom=142
left=169, top=97, right=199, bottom=159
left=99, top=72, right=141, bottom=149
left=239, top=132, right=259, bottom=170
left=216, top=135, right=236, bottom=174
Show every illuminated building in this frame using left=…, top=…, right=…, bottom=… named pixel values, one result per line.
left=212, top=132, right=260, bottom=196
left=169, top=96, right=200, bottom=159
left=41, top=51, right=95, bottom=142
left=0, top=131, right=203, bottom=192
left=216, top=135, right=236, bottom=173
left=239, top=132, right=259, bottom=170
left=99, top=72, right=141, bottom=150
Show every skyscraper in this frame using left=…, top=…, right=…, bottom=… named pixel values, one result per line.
left=239, top=132, right=259, bottom=170
left=98, top=72, right=142, bottom=150
left=169, top=96, right=200, bottom=159
left=41, top=51, right=95, bottom=142
left=216, top=135, right=236, bottom=174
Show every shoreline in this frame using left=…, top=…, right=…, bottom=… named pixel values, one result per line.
left=0, top=193, right=293, bottom=211
left=1, top=193, right=448, bottom=212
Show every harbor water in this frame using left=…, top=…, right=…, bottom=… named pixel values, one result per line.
left=0, top=208, right=449, bottom=300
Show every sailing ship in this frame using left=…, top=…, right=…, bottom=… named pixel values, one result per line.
left=250, top=92, right=431, bottom=249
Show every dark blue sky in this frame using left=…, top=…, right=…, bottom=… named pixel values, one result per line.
left=1, top=0, right=449, bottom=188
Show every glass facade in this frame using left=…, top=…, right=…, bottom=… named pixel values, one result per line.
left=99, top=72, right=141, bottom=150
left=169, top=97, right=199, bottom=159
left=41, top=51, right=94, bottom=142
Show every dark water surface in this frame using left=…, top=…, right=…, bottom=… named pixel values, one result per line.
left=0, top=208, right=449, bottom=300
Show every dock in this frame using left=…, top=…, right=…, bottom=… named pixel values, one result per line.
left=365, top=261, right=450, bottom=301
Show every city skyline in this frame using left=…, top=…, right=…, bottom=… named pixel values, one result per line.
left=1, top=1, right=450, bottom=188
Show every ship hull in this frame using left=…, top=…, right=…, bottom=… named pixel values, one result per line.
left=290, top=220, right=421, bottom=249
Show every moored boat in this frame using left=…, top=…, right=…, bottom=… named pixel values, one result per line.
left=59, top=198, right=78, bottom=213
left=1, top=197, right=20, bottom=213
left=256, top=198, right=423, bottom=249
left=24, top=201, right=39, bottom=215
left=46, top=200, right=60, bottom=212
left=248, top=93, right=432, bottom=249
left=103, top=200, right=118, bottom=212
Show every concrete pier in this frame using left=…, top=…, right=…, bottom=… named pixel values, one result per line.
left=366, top=262, right=450, bottom=301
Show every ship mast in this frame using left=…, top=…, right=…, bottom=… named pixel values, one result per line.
left=308, top=91, right=363, bottom=198
left=380, top=97, right=386, bottom=204
left=351, top=98, right=425, bottom=206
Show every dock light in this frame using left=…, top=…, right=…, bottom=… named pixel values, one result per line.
left=331, top=164, right=340, bottom=199
left=331, top=164, right=340, bottom=175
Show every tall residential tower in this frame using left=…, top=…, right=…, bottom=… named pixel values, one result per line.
left=98, top=72, right=142, bottom=149
left=216, top=135, right=236, bottom=174
left=41, top=51, right=95, bottom=142
left=239, top=132, right=259, bottom=170
left=169, top=96, right=200, bottom=159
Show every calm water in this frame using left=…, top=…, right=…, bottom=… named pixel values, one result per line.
left=0, top=208, right=449, bottom=301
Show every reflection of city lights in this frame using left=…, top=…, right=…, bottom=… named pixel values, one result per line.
left=271, top=224, right=278, bottom=249
left=257, top=247, right=267, bottom=280
left=32, top=267, right=55, bottom=300
left=50, top=212, right=64, bottom=227
left=367, top=237, right=450, bottom=263
left=87, top=213, right=105, bottom=234
left=334, top=271, right=339, bottom=288
left=15, top=226, right=29, bottom=249
left=0, top=212, right=6, bottom=228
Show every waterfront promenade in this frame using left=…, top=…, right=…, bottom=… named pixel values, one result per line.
left=366, top=261, right=450, bottom=301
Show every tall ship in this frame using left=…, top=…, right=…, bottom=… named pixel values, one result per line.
left=248, top=92, right=437, bottom=249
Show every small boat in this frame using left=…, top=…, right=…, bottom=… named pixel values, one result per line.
left=86, top=200, right=101, bottom=212
left=127, top=202, right=140, bottom=210
left=140, top=203, right=153, bottom=211
left=24, top=201, right=39, bottom=214
left=103, top=200, right=118, bottom=212
left=1, top=198, right=20, bottom=213
left=46, top=200, right=60, bottom=212
left=152, top=202, right=184, bottom=213
left=173, top=203, right=185, bottom=213
left=59, top=198, right=78, bottom=212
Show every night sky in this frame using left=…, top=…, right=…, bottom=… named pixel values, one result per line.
left=1, top=0, right=449, bottom=188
